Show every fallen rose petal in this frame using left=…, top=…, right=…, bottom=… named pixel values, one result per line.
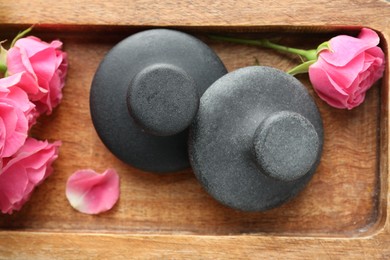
left=66, top=169, right=120, bottom=214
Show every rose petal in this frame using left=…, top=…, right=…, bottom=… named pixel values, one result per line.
left=357, top=28, right=381, bottom=47
left=320, top=28, right=381, bottom=67
left=50, top=40, right=63, bottom=50
left=7, top=48, right=34, bottom=77
left=0, top=138, right=61, bottom=214
left=14, top=37, right=53, bottom=57
left=0, top=84, right=34, bottom=157
left=0, top=72, right=45, bottom=99
left=66, top=169, right=120, bottom=214
left=30, top=48, right=57, bottom=84
left=309, top=62, right=349, bottom=109
left=319, top=53, right=365, bottom=88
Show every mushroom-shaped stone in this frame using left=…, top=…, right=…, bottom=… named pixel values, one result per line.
left=189, top=66, right=324, bottom=211
left=90, top=29, right=227, bottom=173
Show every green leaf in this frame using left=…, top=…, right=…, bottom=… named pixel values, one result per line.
left=287, top=60, right=316, bottom=76
left=316, top=41, right=330, bottom=55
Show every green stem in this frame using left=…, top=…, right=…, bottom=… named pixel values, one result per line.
left=10, top=25, right=34, bottom=47
left=209, top=35, right=317, bottom=61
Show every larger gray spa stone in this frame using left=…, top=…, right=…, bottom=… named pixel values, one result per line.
left=90, top=29, right=227, bottom=173
left=189, top=66, right=324, bottom=211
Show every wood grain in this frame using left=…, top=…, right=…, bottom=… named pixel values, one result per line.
left=0, top=0, right=389, bottom=30
left=0, top=0, right=389, bottom=258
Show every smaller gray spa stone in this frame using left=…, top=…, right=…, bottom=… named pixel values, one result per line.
left=127, top=64, right=199, bottom=136
left=189, top=66, right=324, bottom=211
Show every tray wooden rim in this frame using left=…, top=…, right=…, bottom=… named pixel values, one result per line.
left=0, top=21, right=389, bottom=259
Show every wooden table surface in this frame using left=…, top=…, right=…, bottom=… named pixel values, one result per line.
left=0, top=0, right=390, bottom=259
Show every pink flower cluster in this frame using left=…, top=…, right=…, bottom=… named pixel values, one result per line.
left=0, top=35, right=67, bottom=214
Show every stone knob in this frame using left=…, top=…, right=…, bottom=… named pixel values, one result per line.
left=252, top=111, right=320, bottom=182
left=127, top=64, right=199, bottom=136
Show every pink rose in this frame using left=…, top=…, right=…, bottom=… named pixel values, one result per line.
left=0, top=138, right=61, bottom=214
left=7, top=36, right=68, bottom=115
left=309, top=28, right=385, bottom=109
left=0, top=73, right=39, bottom=158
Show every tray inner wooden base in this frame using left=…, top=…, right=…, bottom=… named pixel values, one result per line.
left=0, top=26, right=384, bottom=237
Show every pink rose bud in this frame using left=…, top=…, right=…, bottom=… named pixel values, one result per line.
left=309, top=28, right=385, bottom=109
left=0, top=73, right=39, bottom=157
left=66, top=169, right=120, bottom=215
left=0, top=138, right=61, bottom=214
left=7, top=36, right=68, bottom=115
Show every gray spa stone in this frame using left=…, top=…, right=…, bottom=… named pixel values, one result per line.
left=189, top=66, right=324, bottom=211
left=90, top=29, right=227, bottom=173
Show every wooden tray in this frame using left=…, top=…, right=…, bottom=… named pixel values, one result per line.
left=0, top=1, right=389, bottom=258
